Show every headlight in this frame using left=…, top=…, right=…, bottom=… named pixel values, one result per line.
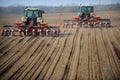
left=21, top=17, right=27, bottom=22
left=37, top=18, right=43, bottom=23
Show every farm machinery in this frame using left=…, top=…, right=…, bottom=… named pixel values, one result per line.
left=1, top=7, right=60, bottom=37
left=64, top=5, right=111, bottom=28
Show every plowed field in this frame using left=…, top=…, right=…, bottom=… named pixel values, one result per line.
left=0, top=27, right=120, bottom=80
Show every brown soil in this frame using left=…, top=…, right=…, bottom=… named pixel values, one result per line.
left=0, top=28, right=120, bottom=80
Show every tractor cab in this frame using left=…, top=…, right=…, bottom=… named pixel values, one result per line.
left=78, top=6, right=94, bottom=19
left=21, top=8, right=44, bottom=26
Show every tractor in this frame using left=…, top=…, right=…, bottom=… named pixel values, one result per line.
left=64, top=5, right=111, bottom=28
left=2, top=7, right=60, bottom=37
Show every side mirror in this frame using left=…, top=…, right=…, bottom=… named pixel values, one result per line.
left=22, top=13, right=26, bottom=17
left=39, top=10, right=45, bottom=14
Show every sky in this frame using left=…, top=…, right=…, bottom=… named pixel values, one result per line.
left=0, top=0, right=120, bottom=7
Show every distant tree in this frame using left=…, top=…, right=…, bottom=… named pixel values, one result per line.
left=0, top=4, right=120, bottom=14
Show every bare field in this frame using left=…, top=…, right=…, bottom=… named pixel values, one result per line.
left=0, top=11, right=120, bottom=80
left=0, top=10, right=120, bottom=27
left=0, top=28, right=120, bottom=80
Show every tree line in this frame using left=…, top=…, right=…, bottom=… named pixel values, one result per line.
left=0, top=4, right=120, bottom=14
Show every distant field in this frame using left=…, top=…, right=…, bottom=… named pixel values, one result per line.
left=0, top=10, right=120, bottom=27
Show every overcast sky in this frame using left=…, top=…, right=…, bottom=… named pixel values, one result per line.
left=0, top=0, right=120, bottom=7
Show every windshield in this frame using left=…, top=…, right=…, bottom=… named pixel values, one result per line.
left=81, top=7, right=93, bottom=13
left=27, top=10, right=38, bottom=18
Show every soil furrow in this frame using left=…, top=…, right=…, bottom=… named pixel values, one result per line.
left=33, top=38, right=59, bottom=80
left=102, top=28, right=120, bottom=79
left=0, top=37, right=23, bottom=57
left=22, top=37, right=55, bottom=80
left=43, top=30, right=70, bottom=80
left=0, top=37, right=17, bottom=53
left=95, top=29, right=114, bottom=80
left=77, top=28, right=89, bottom=80
left=15, top=37, right=50, bottom=80
left=0, top=37, right=31, bottom=67
left=64, top=29, right=82, bottom=80
left=9, top=37, right=45, bottom=80
left=0, top=37, right=36, bottom=77
left=37, top=38, right=61, bottom=79
left=49, top=29, right=76, bottom=80
left=91, top=29, right=102, bottom=80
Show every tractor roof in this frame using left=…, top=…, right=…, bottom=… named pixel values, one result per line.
left=25, top=8, right=40, bottom=11
left=81, top=6, right=93, bottom=8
